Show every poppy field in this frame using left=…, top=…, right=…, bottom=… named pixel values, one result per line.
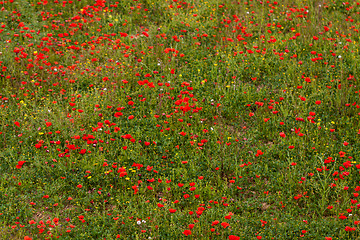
left=1, top=0, right=360, bottom=239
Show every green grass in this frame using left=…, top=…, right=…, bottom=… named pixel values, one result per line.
left=1, top=0, right=360, bottom=239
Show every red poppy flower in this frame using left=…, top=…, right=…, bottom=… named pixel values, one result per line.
left=221, top=222, right=229, bottom=228
left=169, top=209, right=176, bottom=213
left=53, top=218, right=59, bottom=225
left=212, top=220, right=219, bottom=226
left=339, top=215, right=347, bottom=220
left=16, top=161, right=26, bottom=169
left=182, top=230, right=191, bottom=236
left=255, top=150, right=264, bottom=157
left=229, top=235, right=240, bottom=240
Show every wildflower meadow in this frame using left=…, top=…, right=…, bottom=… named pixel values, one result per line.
left=0, top=0, right=360, bottom=239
